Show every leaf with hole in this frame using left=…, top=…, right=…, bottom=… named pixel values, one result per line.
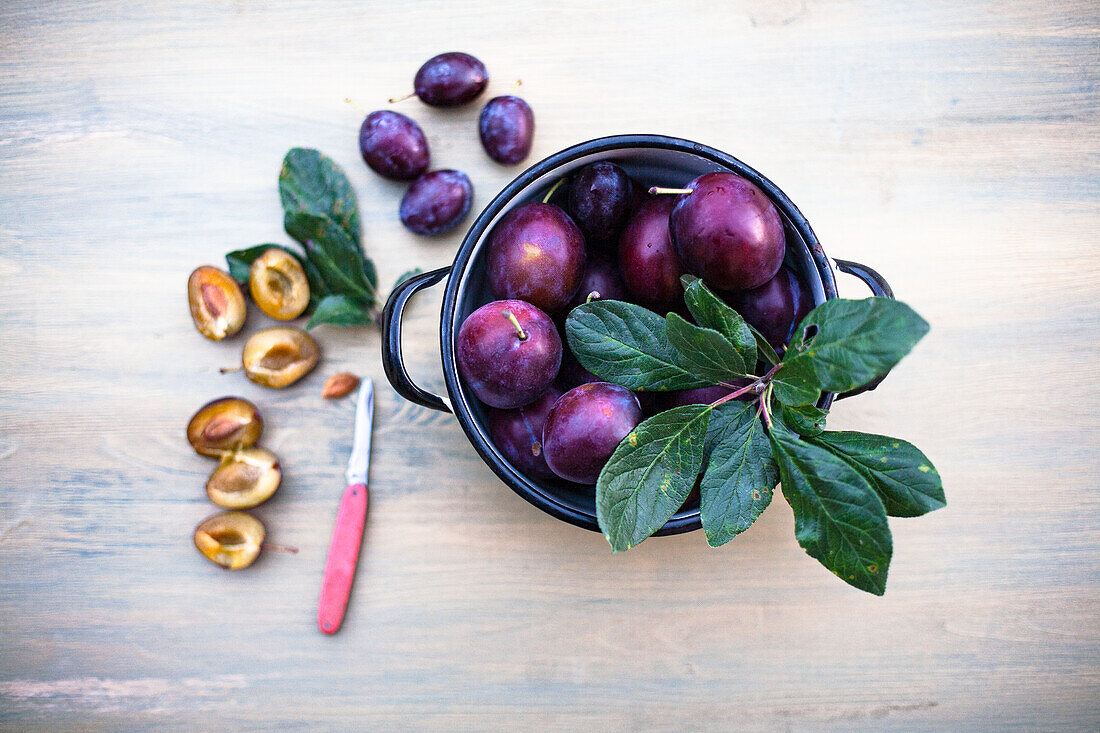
left=780, top=297, right=929, bottom=395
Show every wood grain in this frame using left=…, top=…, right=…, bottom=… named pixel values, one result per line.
left=1, top=0, right=1098, bottom=730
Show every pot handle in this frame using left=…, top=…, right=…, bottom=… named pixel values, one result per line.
left=832, top=259, right=895, bottom=400
left=833, top=258, right=893, bottom=298
left=380, top=266, right=453, bottom=413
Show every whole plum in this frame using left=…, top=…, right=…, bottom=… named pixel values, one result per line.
left=669, top=172, right=785, bottom=291
left=399, top=170, right=473, bottom=236
left=358, top=110, right=430, bottom=181
left=456, top=299, right=561, bottom=409
left=406, top=52, right=488, bottom=107
left=487, top=203, right=586, bottom=314
left=543, top=382, right=642, bottom=484
left=478, top=96, right=535, bottom=165
left=487, top=386, right=563, bottom=481
left=618, top=196, right=684, bottom=313
left=567, top=161, right=635, bottom=245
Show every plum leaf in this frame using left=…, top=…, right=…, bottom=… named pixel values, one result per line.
left=306, top=294, right=375, bottom=329
left=809, top=431, right=945, bottom=517
left=566, top=300, right=715, bottom=391
left=775, top=402, right=829, bottom=437
left=279, top=147, right=362, bottom=246
left=285, top=211, right=378, bottom=309
left=699, top=402, right=777, bottom=547
left=681, top=277, right=757, bottom=370
left=665, top=313, right=748, bottom=382
left=778, top=297, right=929, bottom=395
left=769, top=420, right=892, bottom=595
left=597, top=405, right=712, bottom=551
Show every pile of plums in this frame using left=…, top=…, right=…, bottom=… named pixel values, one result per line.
left=358, top=52, right=536, bottom=236
left=456, top=162, right=813, bottom=486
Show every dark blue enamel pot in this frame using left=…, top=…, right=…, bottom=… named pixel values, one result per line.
left=381, top=135, right=893, bottom=535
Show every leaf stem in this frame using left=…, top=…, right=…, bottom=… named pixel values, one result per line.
left=710, top=363, right=783, bottom=409
left=542, top=177, right=568, bottom=204
left=710, top=380, right=761, bottom=407
left=759, top=384, right=775, bottom=429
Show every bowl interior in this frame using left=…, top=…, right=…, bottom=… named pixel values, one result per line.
left=446, top=140, right=828, bottom=531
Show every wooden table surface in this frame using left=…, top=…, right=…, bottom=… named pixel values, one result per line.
left=2, top=1, right=1098, bottom=730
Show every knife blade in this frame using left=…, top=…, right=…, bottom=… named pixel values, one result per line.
left=318, top=377, right=374, bottom=634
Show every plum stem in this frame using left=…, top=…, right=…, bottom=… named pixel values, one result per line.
left=262, top=542, right=299, bottom=554
left=219, top=365, right=243, bottom=374
left=649, top=186, right=694, bottom=195
left=388, top=92, right=416, bottom=104
left=344, top=97, right=367, bottom=114
left=585, top=291, right=602, bottom=303
left=501, top=309, right=528, bottom=341
left=514, top=78, right=523, bottom=89
left=542, top=177, right=568, bottom=204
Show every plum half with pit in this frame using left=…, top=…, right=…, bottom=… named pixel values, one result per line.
left=206, top=447, right=281, bottom=509
left=487, top=386, right=563, bottom=481
left=486, top=203, right=586, bottom=315
left=618, top=196, right=684, bottom=313
left=187, top=397, right=263, bottom=457
left=566, top=161, right=635, bottom=246
left=399, top=170, right=473, bottom=236
left=543, top=382, right=643, bottom=484
left=726, top=265, right=813, bottom=352
left=669, top=172, right=785, bottom=291
left=359, top=110, right=430, bottom=181
left=479, top=95, right=535, bottom=165
left=457, top=299, right=561, bottom=409
left=188, top=266, right=246, bottom=341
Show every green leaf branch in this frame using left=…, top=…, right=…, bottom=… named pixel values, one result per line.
left=225, top=148, right=421, bottom=329
left=564, top=278, right=942, bottom=595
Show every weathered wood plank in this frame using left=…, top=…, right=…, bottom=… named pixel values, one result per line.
left=1, top=0, right=1098, bottom=730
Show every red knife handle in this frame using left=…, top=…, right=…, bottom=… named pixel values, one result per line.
left=318, top=483, right=369, bottom=634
